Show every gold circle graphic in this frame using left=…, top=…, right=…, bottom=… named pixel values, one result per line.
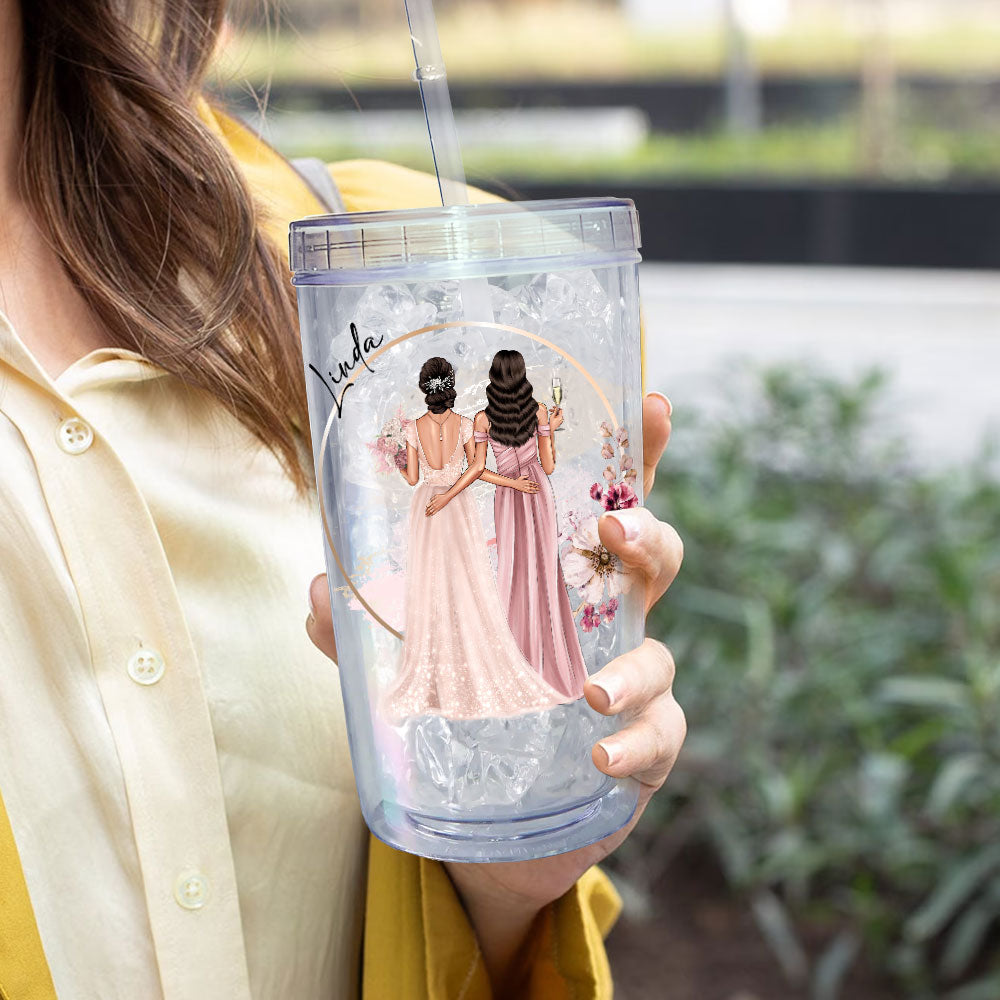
left=317, top=320, right=619, bottom=640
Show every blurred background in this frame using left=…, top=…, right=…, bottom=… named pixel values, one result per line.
left=213, top=2, right=1000, bottom=997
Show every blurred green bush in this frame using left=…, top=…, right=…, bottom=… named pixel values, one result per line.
left=630, top=366, right=1000, bottom=999
left=263, top=118, right=1000, bottom=185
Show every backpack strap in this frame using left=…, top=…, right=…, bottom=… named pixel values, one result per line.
left=291, top=157, right=346, bottom=215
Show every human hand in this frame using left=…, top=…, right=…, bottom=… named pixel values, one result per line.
left=305, top=392, right=684, bottom=991
left=512, top=475, right=540, bottom=494
left=441, top=390, right=683, bottom=983
left=549, top=406, right=564, bottom=432
left=425, top=492, right=450, bottom=517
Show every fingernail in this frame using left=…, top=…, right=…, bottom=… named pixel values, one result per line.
left=604, top=508, right=642, bottom=542
left=591, top=674, right=624, bottom=710
left=648, top=391, right=672, bottom=417
left=598, top=740, right=622, bottom=768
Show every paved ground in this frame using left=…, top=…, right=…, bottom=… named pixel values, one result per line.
left=639, top=264, right=1000, bottom=469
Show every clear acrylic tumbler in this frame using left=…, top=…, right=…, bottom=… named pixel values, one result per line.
left=290, top=197, right=644, bottom=861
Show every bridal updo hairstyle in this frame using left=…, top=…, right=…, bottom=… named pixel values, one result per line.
left=485, top=349, right=539, bottom=447
left=419, top=357, right=457, bottom=414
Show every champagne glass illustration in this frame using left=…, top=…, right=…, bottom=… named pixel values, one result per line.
left=551, top=376, right=564, bottom=430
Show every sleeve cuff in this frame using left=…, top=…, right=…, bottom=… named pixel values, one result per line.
left=519, top=866, right=621, bottom=1000
left=363, top=834, right=622, bottom=1000
left=363, top=835, right=491, bottom=1000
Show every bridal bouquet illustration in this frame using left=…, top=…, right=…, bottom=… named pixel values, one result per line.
left=366, top=406, right=412, bottom=476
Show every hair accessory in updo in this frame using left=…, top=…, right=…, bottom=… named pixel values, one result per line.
left=422, top=372, right=455, bottom=394
left=419, top=357, right=457, bottom=414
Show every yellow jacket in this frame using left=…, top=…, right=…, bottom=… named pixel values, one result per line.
left=0, top=103, right=621, bottom=1000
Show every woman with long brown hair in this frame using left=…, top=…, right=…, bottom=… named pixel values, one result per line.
left=0, top=1, right=685, bottom=997
left=477, top=349, right=589, bottom=700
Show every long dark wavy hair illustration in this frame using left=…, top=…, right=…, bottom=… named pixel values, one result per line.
left=484, top=349, right=539, bottom=447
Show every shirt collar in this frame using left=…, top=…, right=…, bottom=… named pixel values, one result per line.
left=0, top=308, right=165, bottom=401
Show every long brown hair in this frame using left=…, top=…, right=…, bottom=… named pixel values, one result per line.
left=19, top=0, right=309, bottom=488
left=484, top=349, right=538, bottom=447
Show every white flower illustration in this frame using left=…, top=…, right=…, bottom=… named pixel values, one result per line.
left=562, top=515, right=629, bottom=605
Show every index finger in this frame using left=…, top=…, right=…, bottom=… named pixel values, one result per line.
left=598, top=507, right=683, bottom=614
left=642, top=392, right=672, bottom=496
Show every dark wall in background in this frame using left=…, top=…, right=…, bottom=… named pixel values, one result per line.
left=488, top=180, right=1000, bottom=269
left=223, top=77, right=1000, bottom=268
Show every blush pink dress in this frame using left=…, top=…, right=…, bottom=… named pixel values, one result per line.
left=381, top=414, right=566, bottom=722
left=477, top=421, right=588, bottom=700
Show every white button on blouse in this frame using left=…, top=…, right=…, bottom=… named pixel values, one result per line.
left=56, top=415, right=94, bottom=454
left=174, top=871, right=210, bottom=910
left=127, top=648, right=166, bottom=685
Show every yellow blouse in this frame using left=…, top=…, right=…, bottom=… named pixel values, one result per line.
left=0, top=100, right=620, bottom=1000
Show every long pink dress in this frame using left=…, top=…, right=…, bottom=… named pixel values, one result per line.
left=381, top=415, right=567, bottom=722
left=479, top=422, right=588, bottom=700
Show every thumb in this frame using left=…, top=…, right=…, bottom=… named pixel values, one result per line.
left=306, top=573, right=338, bottom=663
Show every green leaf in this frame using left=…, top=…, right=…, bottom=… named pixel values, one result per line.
left=705, top=804, right=754, bottom=885
left=905, top=843, right=1000, bottom=942
left=878, top=677, right=971, bottom=713
left=927, top=754, right=987, bottom=819
left=812, top=930, right=861, bottom=1000
left=751, top=890, right=808, bottom=983
left=939, top=882, right=1000, bottom=981
left=859, top=753, right=909, bottom=820
left=944, top=972, right=1000, bottom=1000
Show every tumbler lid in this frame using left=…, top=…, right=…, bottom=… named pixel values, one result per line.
left=289, top=197, right=640, bottom=283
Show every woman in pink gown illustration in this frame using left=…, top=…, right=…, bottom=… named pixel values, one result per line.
left=474, top=350, right=588, bottom=701
left=381, top=357, right=567, bottom=723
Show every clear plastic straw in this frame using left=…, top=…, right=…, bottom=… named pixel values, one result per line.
left=403, top=0, right=468, bottom=207
left=403, top=0, right=495, bottom=321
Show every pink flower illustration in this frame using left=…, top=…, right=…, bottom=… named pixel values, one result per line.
left=590, top=483, right=603, bottom=501
left=625, top=468, right=638, bottom=481
left=616, top=425, right=630, bottom=448
left=621, top=455, right=634, bottom=471
left=581, top=604, right=601, bottom=632
left=602, top=481, right=638, bottom=511
left=603, top=465, right=615, bottom=482
left=598, top=420, right=613, bottom=438
left=599, top=598, right=619, bottom=623
left=601, top=442, right=615, bottom=459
